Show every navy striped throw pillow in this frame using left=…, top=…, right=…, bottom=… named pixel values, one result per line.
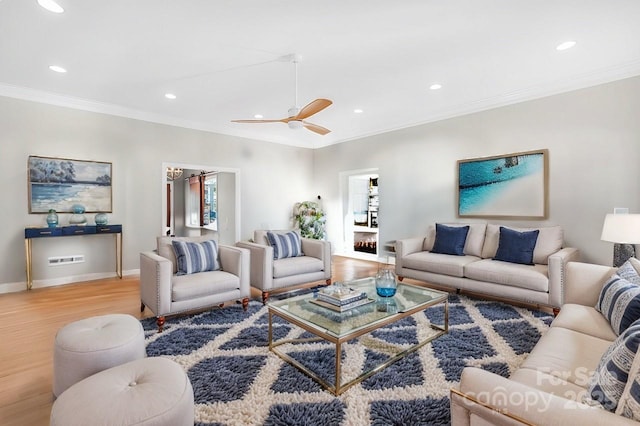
left=596, top=274, right=640, bottom=336
left=588, top=319, right=640, bottom=411
left=266, top=231, right=303, bottom=260
left=171, top=239, right=220, bottom=275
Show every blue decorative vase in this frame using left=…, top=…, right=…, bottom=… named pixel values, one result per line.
left=46, top=209, right=58, bottom=228
left=95, top=213, right=108, bottom=225
left=375, top=268, right=397, bottom=297
left=69, top=204, right=87, bottom=225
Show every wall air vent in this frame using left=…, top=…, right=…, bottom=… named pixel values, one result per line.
left=48, top=255, right=85, bottom=266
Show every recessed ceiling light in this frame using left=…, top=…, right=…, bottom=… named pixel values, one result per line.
left=164, top=93, right=177, bottom=100
left=254, top=114, right=263, bottom=119
left=37, top=0, right=64, bottom=13
left=556, top=41, right=576, bottom=51
left=48, top=65, right=66, bottom=73
left=353, top=109, right=363, bottom=114
left=429, top=83, right=442, bottom=90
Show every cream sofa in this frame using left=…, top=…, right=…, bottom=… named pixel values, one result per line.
left=237, top=230, right=331, bottom=303
left=395, top=223, right=580, bottom=312
left=449, top=261, right=640, bottom=425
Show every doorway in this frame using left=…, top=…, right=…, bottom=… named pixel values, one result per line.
left=161, top=162, right=241, bottom=245
left=339, top=169, right=379, bottom=261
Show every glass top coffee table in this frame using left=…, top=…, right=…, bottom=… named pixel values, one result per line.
left=268, top=277, right=448, bottom=395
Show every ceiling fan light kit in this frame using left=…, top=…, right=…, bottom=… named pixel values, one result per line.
left=232, top=54, right=332, bottom=135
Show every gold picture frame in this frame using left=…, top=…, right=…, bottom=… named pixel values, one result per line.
left=28, top=155, right=113, bottom=213
left=457, top=149, right=548, bottom=219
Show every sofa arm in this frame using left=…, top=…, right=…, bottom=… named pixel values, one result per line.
left=547, top=247, right=580, bottom=308
left=219, top=245, right=250, bottom=297
left=452, top=367, right=637, bottom=426
left=563, top=261, right=616, bottom=307
left=301, top=238, right=332, bottom=280
left=236, top=241, right=273, bottom=291
left=395, top=237, right=425, bottom=273
left=139, top=251, right=173, bottom=316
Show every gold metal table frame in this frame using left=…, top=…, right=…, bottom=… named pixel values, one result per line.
left=268, top=279, right=448, bottom=396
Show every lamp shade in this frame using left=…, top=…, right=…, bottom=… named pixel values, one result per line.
left=601, top=214, right=640, bottom=244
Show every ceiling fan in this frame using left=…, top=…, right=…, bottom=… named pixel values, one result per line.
left=231, top=54, right=332, bottom=135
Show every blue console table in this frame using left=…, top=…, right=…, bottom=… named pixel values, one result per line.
left=24, top=225, right=123, bottom=290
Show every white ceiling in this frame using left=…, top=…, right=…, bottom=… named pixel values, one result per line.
left=2, top=1, right=640, bottom=148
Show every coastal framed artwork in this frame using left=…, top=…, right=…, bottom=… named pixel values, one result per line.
left=457, top=149, right=548, bottom=219
left=28, top=156, right=112, bottom=213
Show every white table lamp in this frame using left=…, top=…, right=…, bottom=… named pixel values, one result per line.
left=601, top=214, right=640, bottom=267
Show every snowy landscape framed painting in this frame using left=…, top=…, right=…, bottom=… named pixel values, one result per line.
left=457, top=149, right=548, bottom=219
left=28, top=156, right=112, bottom=213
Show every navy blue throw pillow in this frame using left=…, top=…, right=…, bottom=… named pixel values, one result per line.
left=431, top=224, right=469, bottom=256
left=494, top=227, right=539, bottom=265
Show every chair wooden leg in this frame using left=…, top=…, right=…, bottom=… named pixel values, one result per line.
left=398, top=276, right=404, bottom=282
left=140, top=301, right=145, bottom=312
left=242, top=297, right=249, bottom=311
left=553, top=307, right=560, bottom=316
left=262, top=291, right=269, bottom=304
left=157, top=316, right=166, bottom=333
left=325, top=279, right=332, bottom=285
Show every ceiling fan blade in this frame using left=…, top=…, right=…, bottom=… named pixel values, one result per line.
left=303, top=121, right=331, bottom=135
left=295, top=99, right=332, bottom=120
left=231, top=119, right=285, bottom=123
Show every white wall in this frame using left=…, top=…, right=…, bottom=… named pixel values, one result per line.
left=313, top=75, right=640, bottom=266
left=0, top=96, right=314, bottom=291
left=2, top=74, right=640, bottom=291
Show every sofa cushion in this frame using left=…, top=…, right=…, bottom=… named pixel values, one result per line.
left=551, top=304, right=617, bottom=342
left=518, top=326, right=611, bottom=391
left=171, top=270, right=239, bottom=302
left=617, top=349, right=640, bottom=420
left=402, top=252, right=480, bottom=278
left=423, top=223, right=487, bottom=257
left=464, top=259, right=549, bottom=292
left=272, top=256, right=324, bottom=279
left=596, top=274, right=640, bottom=336
left=587, top=319, right=640, bottom=411
left=494, top=226, right=539, bottom=265
left=431, top=224, right=469, bottom=256
left=482, top=224, right=563, bottom=265
left=267, top=230, right=303, bottom=260
left=171, top=240, right=220, bottom=275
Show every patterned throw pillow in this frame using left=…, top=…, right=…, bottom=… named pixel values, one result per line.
left=617, top=350, right=640, bottom=420
left=493, top=227, right=539, bottom=265
left=266, top=231, right=303, bottom=260
left=588, top=319, right=640, bottom=411
left=619, top=260, right=640, bottom=286
left=596, top=275, right=640, bottom=335
left=431, top=224, right=469, bottom=256
left=171, top=239, right=220, bottom=275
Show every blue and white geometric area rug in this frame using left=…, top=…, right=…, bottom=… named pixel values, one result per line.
left=141, top=294, right=553, bottom=426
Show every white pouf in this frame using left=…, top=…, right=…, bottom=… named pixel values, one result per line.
left=50, top=357, right=194, bottom=426
left=53, top=313, right=146, bottom=397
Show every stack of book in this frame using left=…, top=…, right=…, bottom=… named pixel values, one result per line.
left=311, top=287, right=373, bottom=312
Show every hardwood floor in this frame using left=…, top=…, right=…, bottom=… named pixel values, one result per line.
left=0, top=255, right=383, bottom=426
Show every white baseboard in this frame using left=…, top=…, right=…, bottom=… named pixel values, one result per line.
left=0, top=269, right=140, bottom=294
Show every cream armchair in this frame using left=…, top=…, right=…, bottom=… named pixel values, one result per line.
left=237, top=230, right=331, bottom=303
left=140, top=235, right=250, bottom=332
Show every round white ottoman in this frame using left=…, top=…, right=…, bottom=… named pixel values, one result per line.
left=53, top=313, right=146, bottom=397
left=50, top=357, right=194, bottom=426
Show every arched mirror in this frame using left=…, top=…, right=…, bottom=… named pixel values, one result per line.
left=162, top=162, right=240, bottom=245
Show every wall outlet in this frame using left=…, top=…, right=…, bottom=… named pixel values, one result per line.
left=614, top=207, right=629, bottom=214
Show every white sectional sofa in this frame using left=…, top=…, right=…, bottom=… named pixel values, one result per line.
left=450, top=260, right=640, bottom=425
left=395, top=223, right=580, bottom=312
